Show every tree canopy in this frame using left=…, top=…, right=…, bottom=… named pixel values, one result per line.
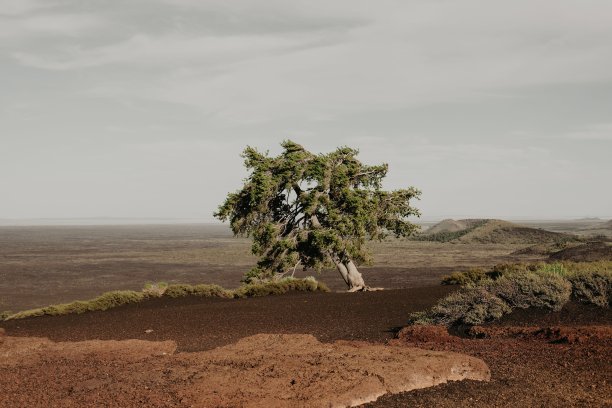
left=215, top=140, right=421, bottom=290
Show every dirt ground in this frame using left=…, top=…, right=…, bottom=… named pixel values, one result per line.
left=0, top=224, right=538, bottom=311
left=0, top=332, right=490, bottom=408
left=373, top=307, right=612, bottom=407
left=1, top=224, right=610, bottom=407
left=1, top=291, right=611, bottom=407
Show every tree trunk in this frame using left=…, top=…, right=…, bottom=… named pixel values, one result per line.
left=344, top=259, right=366, bottom=292
left=331, top=252, right=366, bottom=291
left=313, top=215, right=367, bottom=291
left=333, top=259, right=350, bottom=287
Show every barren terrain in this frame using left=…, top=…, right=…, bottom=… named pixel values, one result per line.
left=1, top=223, right=610, bottom=407
left=2, top=291, right=610, bottom=407
left=0, top=224, right=538, bottom=312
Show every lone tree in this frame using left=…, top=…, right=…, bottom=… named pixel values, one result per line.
left=215, top=141, right=421, bottom=291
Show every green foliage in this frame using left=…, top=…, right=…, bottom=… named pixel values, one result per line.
left=568, top=270, right=612, bottom=307
left=536, top=263, right=570, bottom=277
left=440, top=261, right=610, bottom=286
left=0, top=310, right=11, bottom=321
left=485, top=271, right=571, bottom=311
left=423, top=261, right=611, bottom=326
left=164, top=284, right=232, bottom=298
left=7, top=290, right=148, bottom=320
left=412, top=288, right=511, bottom=326
left=563, top=260, right=612, bottom=274
left=215, top=140, right=421, bottom=282
left=441, top=268, right=488, bottom=285
left=233, top=276, right=329, bottom=298
left=3, top=277, right=330, bottom=320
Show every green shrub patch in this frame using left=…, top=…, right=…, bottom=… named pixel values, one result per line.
left=417, top=261, right=610, bottom=327
left=568, top=270, right=612, bottom=308
left=485, top=271, right=571, bottom=311
left=1, top=277, right=330, bottom=321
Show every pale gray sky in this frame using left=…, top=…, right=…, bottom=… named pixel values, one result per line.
left=1, top=0, right=611, bottom=221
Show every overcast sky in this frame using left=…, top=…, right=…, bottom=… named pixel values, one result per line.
left=1, top=0, right=611, bottom=222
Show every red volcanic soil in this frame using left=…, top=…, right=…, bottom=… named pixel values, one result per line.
left=1, top=288, right=611, bottom=407
left=373, top=305, right=612, bottom=408
left=1, top=287, right=454, bottom=351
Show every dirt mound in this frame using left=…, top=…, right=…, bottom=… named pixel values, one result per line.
left=511, top=241, right=581, bottom=256
left=549, top=241, right=612, bottom=261
left=0, top=334, right=490, bottom=408
left=373, top=324, right=611, bottom=407
left=425, top=219, right=475, bottom=234
left=395, top=324, right=611, bottom=345
left=420, top=219, right=574, bottom=244
left=457, top=220, right=574, bottom=244
left=178, top=334, right=490, bottom=407
left=395, top=325, right=460, bottom=344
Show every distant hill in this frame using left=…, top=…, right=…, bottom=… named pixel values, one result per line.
left=417, top=219, right=576, bottom=244
left=424, top=219, right=484, bottom=235
left=549, top=241, right=612, bottom=262
left=577, top=219, right=612, bottom=237
left=456, top=220, right=575, bottom=244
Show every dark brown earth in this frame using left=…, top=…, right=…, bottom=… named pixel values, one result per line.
left=1, top=287, right=455, bottom=352
left=2, top=289, right=611, bottom=407
left=549, top=241, right=612, bottom=262
left=0, top=224, right=536, bottom=311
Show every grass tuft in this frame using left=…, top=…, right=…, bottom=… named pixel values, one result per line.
left=233, top=276, right=329, bottom=298
left=6, top=290, right=149, bottom=320
left=164, top=283, right=232, bottom=298
left=142, top=281, right=169, bottom=296
left=2, top=277, right=330, bottom=321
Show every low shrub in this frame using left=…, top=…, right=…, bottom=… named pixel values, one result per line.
left=412, top=288, right=511, bottom=326
left=7, top=290, right=148, bottom=320
left=3, top=277, right=330, bottom=320
left=485, top=271, right=571, bottom=311
left=536, top=262, right=570, bottom=277
left=164, top=283, right=232, bottom=298
left=142, top=281, right=169, bottom=296
left=233, top=276, right=329, bottom=298
left=440, top=263, right=532, bottom=286
left=441, top=268, right=488, bottom=285
left=441, top=261, right=612, bottom=286
left=0, top=310, right=11, bottom=321
left=563, top=260, right=612, bottom=274
left=568, top=270, right=612, bottom=307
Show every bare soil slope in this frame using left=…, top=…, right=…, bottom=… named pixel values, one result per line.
left=420, top=219, right=575, bottom=245
left=0, top=332, right=489, bottom=408
left=549, top=241, right=612, bottom=261
left=1, top=291, right=610, bottom=407
left=457, top=220, right=574, bottom=244
left=425, top=219, right=479, bottom=234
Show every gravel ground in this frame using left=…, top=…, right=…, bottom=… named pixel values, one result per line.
left=1, top=288, right=611, bottom=407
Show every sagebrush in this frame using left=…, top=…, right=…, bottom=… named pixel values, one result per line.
left=415, top=262, right=611, bottom=327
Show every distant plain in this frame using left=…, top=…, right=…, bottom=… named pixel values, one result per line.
left=2, top=220, right=602, bottom=312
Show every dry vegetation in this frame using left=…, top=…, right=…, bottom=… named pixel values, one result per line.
left=1, top=277, right=329, bottom=321
left=0, top=225, right=537, bottom=311
left=413, top=261, right=611, bottom=326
